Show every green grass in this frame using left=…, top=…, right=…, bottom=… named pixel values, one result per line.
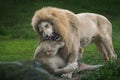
left=81, top=58, right=120, bottom=80
left=0, top=39, right=38, bottom=61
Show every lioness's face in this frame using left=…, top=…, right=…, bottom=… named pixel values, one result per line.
left=38, top=21, right=54, bottom=39
left=36, top=41, right=64, bottom=57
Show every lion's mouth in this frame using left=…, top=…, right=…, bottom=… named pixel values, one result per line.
left=49, top=32, right=61, bottom=41
left=50, top=32, right=61, bottom=41
left=44, top=32, right=61, bottom=41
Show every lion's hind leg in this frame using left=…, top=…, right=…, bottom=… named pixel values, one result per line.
left=95, top=41, right=109, bottom=62
left=97, top=15, right=117, bottom=61
left=98, top=34, right=117, bottom=61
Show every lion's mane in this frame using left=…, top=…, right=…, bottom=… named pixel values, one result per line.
left=32, top=7, right=80, bottom=54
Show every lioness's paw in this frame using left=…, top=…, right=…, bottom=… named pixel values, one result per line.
left=61, top=72, right=72, bottom=79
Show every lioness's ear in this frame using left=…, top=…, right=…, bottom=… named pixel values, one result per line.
left=46, top=52, right=50, bottom=55
left=56, top=41, right=65, bottom=48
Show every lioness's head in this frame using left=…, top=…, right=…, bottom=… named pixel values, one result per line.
left=34, top=41, right=65, bottom=58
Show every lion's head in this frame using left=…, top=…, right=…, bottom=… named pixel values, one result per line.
left=32, top=7, right=80, bottom=53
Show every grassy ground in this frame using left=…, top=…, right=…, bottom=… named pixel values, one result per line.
left=0, top=39, right=38, bottom=61
left=0, top=0, right=120, bottom=80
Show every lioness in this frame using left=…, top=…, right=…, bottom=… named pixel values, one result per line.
left=34, top=40, right=103, bottom=78
left=34, top=40, right=76, bottom=75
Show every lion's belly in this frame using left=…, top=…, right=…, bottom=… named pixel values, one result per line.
left=80, top=36, right=95, bottom=47
left=79, top=29, right=97, bottom=47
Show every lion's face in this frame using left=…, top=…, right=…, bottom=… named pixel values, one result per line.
left=38, top=21, right=54, bottom=39
left=38, top=21, right=61, bottom=40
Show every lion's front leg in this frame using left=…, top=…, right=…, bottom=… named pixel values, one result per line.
left=54, top=62, right=77, bottom=74
left=54, top=63, right=77, bottom=79
left=56, top=51, right=79, bottom=78
left=66, top=50, right=79, bottom=70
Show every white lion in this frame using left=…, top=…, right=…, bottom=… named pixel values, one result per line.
left=32, top=7, right=117, bottom=77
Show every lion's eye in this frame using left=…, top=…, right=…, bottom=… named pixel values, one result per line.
left=40, top=30, right=43, bottom=34
left=45, top=24, right=48, bottom=28
left=39, top=27, right=43, bottom=33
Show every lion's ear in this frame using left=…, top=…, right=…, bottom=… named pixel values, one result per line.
left=31, top=15, right=39, bottom=31
left=51, top=12, right=58, bottom=18
left=65, top=11, right=79, bottom=30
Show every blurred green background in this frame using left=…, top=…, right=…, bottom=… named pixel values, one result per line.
left=0, top=0, right=120, bottom=63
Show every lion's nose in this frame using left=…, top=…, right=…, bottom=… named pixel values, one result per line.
left=45, top=35, right=48, bottom=38
left=45, top=35, right=50, bottom=39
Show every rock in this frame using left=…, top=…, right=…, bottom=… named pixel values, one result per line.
left=0, top=60, right=54, bottom=80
